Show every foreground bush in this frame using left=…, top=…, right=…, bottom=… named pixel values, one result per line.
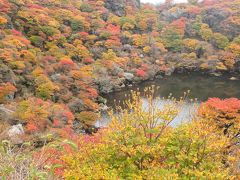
left=199, top=98, right=240, bottom=176
left=62, top=88, right=238, bottom=179
left=0, top=141, right=51, bottom=179
left=199, top=98, right=240, bottom=141
left=1, top=89, right=239, bottom=179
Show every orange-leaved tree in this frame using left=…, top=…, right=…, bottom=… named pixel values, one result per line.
left=0, top=82, right=16, bottom=103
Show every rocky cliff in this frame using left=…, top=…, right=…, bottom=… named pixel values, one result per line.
left=105, top=0, right=140, bottom=16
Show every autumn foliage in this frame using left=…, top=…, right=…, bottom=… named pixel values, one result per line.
left=199, top=98, right=240, bottom=140
left=61, top=89, right=239, bottom=179
left=0, top=83, right=16, bottom=103
left=1, top=0, right=240, bottom=178
left=14, top=98, right=74, bottom=133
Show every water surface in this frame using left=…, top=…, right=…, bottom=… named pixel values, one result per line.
left=96, top=73, right=240, bottom=127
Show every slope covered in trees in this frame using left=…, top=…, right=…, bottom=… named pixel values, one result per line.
left=1, top=88, right=240, bottom=179
left=1, top=0, right=240, bottom=136
left=0, top=0, right=240, bottom=178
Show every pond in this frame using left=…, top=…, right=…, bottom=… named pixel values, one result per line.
left=96, top=73, right=240, bottom=127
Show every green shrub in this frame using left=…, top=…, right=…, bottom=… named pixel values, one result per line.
left=80, top=3, right=93, bottom=12
left=30, top=36, right=44, bottom=48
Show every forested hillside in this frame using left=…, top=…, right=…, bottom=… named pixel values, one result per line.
left=0, top=0, right=240, bottom=179
left=1, top=0, right=240, bottom=136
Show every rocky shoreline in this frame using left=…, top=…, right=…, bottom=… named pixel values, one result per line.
left=1, top=66, right=239, bottom=143
left=98, top=67, right=240, bottom=96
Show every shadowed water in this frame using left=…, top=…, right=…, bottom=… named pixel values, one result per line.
left=96, top=73, right=240, bottom=127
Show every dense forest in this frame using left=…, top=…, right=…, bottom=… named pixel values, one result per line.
left=0, top=0, right=240, bottom=179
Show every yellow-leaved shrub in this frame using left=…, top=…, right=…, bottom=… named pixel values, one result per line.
left=62, top=87, right=237, bottom=179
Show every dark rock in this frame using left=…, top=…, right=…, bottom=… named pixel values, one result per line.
left=99, top=104, right=109, bottom=112
left=105, top=0, right=140, bottom=16
left=235, top=58, right=240, bottom=72
left=97, top=96, right=107, bottom=104
left=202, top=8, right=230, bottom=29
left=0, top=105, right=14, bottom=122
left=0, top=64, right=18, bottom=84
left=165, top=67, right=175, bottom=76
left=123, top=72, right=134, bottom=81
left=98, top=78, right=114, bottom=93
left=68, top=98, right=85, bottom=113
left=220, top=19, right=240, bottom=39
left=111, top=65, right=124, bottom=76
left=113, top=78, right=126, bottom=90
left=73, top=120, right=100, bottom=135
left=50, top=73, right=61, bottom=81
left=161, top=7, right=185, bottom=21
left=123, top=44, right=132, bottom=52
left=155, top=75, right=163, bottom=79
left=84, top=125, right=100, bottom=134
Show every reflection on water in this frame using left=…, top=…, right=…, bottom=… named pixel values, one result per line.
left=96, top=73, right=240, bottom=127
